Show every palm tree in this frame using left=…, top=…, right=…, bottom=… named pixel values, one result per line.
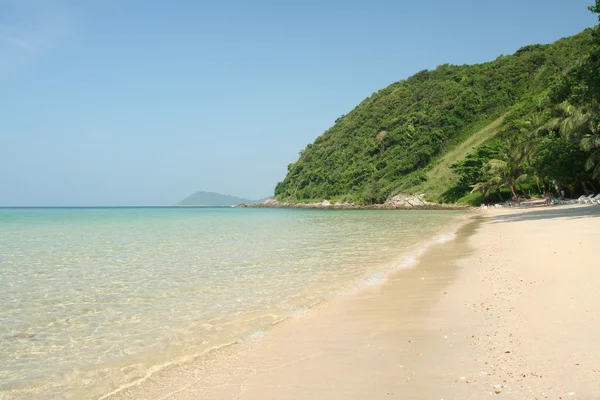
left=471, top=141, right=529, bottom=200
left=546, top=104, right=600, bottom=184
left=531, top=102, right=599, bottom=190
left=534, top=102, right=592, bottom=140
left=581, top=124, right=600, bottom=179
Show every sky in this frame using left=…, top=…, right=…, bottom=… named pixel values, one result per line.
left=0, top=0, right=597, bottom=206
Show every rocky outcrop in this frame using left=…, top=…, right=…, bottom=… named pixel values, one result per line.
left=239, top=196, right=467, bottom=210
left=244, top=198, right=341, bottom=209
left=384, top=193, right=431, bottom=207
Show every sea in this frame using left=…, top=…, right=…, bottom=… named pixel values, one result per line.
left=0, top=206, right=465, bottom=399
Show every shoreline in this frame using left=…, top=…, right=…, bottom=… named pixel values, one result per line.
left=104, top=213, right=477, bottom=399
left=2, top=208, right=466, bottom=400
left=106, top=204, right=599, bottom=399
left=238, top=199, right=469, bottom=211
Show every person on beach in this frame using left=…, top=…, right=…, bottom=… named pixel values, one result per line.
left=545, top=191, right=552, bottom=206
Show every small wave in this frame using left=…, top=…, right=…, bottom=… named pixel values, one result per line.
left=236, top=329, right=266, bottom=343
left=361, top=271, right=387, bottom=286
left=435, top=232, right=457, bottom=244
left=340, top=228, right=460, bottom=295
left=286, top=298, right=328, bottom=318
left=398, top=254, right=420, bottom=267
left=288, top=306, right=310, bottom=318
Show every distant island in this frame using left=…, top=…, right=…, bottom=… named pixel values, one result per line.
left=177, top=191, right=268, bottom=206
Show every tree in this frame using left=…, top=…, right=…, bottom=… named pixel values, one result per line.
left=535, top=102, right=592, bottom=140
left=551, top=3, right=600, bottom=110
left=535, top=102, right=600, bottom=184
left=530, top=134, right=589, bottom=196
left=471, top=140, right=530, bottom=199
left=581, top=124, right=600, bottom=178
left=361, top=181, right=386, bottom=204
left=376, top=130, right=388, bottom=154
left=450, top=143, right=503, bottom=189
left=590, top=1, right=600, bottom=17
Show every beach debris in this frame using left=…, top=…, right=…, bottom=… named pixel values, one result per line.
left=493, top=384, right=503, bottom=394
left=443, top=291, right=448, bottom=294
left=568, top=393, right=576, bottom=396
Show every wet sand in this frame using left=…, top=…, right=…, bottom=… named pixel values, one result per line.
left=107, top=204, right=600, bottom=400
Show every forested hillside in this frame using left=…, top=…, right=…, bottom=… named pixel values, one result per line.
left=275, top=2, right=600, bottom=205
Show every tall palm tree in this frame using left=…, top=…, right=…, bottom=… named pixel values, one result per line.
left=547, top=104, right=600, bottom=183
left=534, top=102, right=592, bottom=140
left=581, top=124, right=600, bottom=179
left=532, top=102, right=600, bottom=188
left=471, top=140, right=529, bottom=199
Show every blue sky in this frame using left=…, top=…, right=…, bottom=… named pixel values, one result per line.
left=0, top=0, right=597, bottom=206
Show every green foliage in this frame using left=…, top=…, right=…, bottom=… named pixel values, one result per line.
left=450, top=142, right=504, bottom=189
left=272, top=3, right=600, bottom=204
left=590, top=1, right=600, bottom=19
left=274, top=30, right=594, bottom=203
left=456, top=190, right=502, bottom=206
left=551, top=6, right=600, bottom=112
left=471, top=140, right=530, bottom=199
left=581, top=127, right=600, bottom=178
left=530, top=134, right=589, bottom=190
left=422, top=114, right=507, bottom=202
left=360, top=181, right=387, bottom=205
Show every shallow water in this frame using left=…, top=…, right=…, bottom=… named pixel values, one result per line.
left=0, top=207, right=463, bottom=398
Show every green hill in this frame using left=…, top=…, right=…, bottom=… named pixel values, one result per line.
left=274, top=28, right=597, bottom=205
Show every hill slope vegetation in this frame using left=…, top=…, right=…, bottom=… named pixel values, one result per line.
left=274, top=16, right=600, bottom=205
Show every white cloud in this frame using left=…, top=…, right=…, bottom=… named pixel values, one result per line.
left=0, top=34, right=38, bottom=53
left=0, top=0, right=72, bottom=71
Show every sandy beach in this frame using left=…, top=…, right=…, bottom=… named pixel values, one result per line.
left=425, top=204, right=600, bottom=399
left=108, top=204, right=600, bottom=400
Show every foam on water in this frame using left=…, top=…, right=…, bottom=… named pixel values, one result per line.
left=288, top=306, right=311, bottom=318
left=237, top=330, right=267, bottom=343
left=435, top=231, right=457, bottom=244
left=342, top=227, right=460, bottom=294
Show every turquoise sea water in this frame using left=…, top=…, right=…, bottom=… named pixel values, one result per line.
left=0, top=207, right=464, bottom=399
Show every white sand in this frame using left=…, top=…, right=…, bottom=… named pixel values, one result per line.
left=425, top=204, right=600, bottom=399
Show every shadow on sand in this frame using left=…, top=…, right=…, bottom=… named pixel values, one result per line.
left=487, top=204, right=600, bottom=224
